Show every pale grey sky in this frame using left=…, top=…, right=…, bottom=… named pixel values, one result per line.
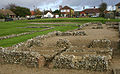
left=0, top=0, right=119, bottom=11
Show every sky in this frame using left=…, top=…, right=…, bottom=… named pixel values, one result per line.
left=0, top=0, right=119, bottom=11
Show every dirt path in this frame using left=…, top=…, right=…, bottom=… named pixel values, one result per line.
left=0, top=64, right=111, bottom=74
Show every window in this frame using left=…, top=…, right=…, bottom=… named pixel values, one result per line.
left=118, top=6, right=120, bottom=9
left=67, top=9, right=70, bottom=12
left=61, top=10, right=64, bottom=12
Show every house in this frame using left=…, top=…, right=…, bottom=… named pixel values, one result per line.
left=59, top=5, right=74, bottom=18
left=30, top=11, right=35, bottom=15
left=115, top=2, right=120, bottom=18
left=0, top=8, right=16, bottom=18
left=54, top=13, right=59, bottom=18
left=80, top=8, right=100, bottom=17
left=44, top=12, right=54, bottom=18
left=115, top=2, right=120, bottom=12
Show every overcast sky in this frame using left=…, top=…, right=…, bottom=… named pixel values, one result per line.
left=0, top=0, right=119, bottom=11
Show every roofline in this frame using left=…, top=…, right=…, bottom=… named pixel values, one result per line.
left=115, top=2, right=120, bottom=6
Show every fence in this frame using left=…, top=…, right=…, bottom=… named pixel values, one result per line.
left=0, top=19, right=5, bottom=22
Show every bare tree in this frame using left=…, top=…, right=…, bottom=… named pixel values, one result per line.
left=99, top=2, right=107, bottom=17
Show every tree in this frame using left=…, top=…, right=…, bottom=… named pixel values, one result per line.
left=6, top=4, right=31, bottom=17
left=52, top=9, right=60, bottom=15
left=99, top=2, right=107, bottom=17
left=34, top=8, right=42, bottom=15
left=0, top=13, right=5, bottom=19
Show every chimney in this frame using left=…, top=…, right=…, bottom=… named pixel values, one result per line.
left=83, top=6, right=85, bottom=10
left=59, top=5, right=62, bottom=10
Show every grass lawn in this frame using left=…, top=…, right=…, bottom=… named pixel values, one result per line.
left=0, top=17, right=120, bottom=47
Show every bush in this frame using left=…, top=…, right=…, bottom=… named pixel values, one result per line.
left=0, top=14, right=5, bottom=19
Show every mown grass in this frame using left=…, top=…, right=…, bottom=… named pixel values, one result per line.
left=0, top=26, right=78, bottom=47
left=26, top=18, right=120, bottom=23
left=0, top=22, right=46, bottom=36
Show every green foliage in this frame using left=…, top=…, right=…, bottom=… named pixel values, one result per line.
left=52, top=9, right=60, bottom=16
left=34, top=8, right=42, bottom=15
left=7, top=4, right=31, bottom=17
left=0, top=13, right=5, bottom=19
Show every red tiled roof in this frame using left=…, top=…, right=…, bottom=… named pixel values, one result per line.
left=30, top=11, right=35, bottom=15
left=82, top=8, right=100, bottom=14
left=115, top=2, right=120, bottom=6
left=61, top=6, right=74, bottom=10
left=0, top=9, right=16, bottom=15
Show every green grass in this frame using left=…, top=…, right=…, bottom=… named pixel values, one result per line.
left=0, top=22, right=46, bottom=36
left=26, top=18, right=120, bottom=23
left=0, top=17, right=120, bottom=47
left=0, top=26, right=78, bottom=47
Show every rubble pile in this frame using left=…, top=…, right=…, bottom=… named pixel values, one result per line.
left=106, top=22, right=119, bottom=29
left=92, top=23, right=103, bottom=29
left=56, top=39, right=71, bottom=48
left=24, top=39, right=44, bottom=48
left=105, top=22, right=119, bottom=25
left=0, top=48, right=44, bottom=68
left=78, top=22, right=91, bottom=30
left=55, top=31, right=87, bottom=36
left=53, top=55, right=108, bottom=71
left=89, top=39, right=111, bottom=48
left=92, top=26, right=103, bottom=29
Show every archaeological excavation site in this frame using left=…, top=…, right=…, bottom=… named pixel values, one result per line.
left=0, top=22, right=120, bottom=74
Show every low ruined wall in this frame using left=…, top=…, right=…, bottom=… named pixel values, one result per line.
left=51, top=39, right=112, bottom=71
left=89, top=39, right=111, bottom=48
left=0, top=48, right=45, bottom=68
left=53, top=55, right=109, bottom=71
left=0, top=27, right=54, bottom=40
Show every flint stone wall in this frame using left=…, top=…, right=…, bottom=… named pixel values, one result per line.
left=52, top=39, right=112, bottom=71
left=106, top=22, right=119, bottom=29
left=53, top=55, right=108, bottom=71
left=89, top=39, right=111, bottom=48
left=55, top=31, right=86, bottom=36
left=0, top=48, right=45, bottom=68
left=78, top=22, right=91, bottom=30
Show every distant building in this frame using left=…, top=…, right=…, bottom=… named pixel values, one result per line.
left=30, top=11, right=35, bottom=15
left=115, top=2, right=120, bottom=12
left=115, top=2, right=120, bottom=18
left=44, top=12, right=54, bottom=18
left=0, top=8, right=16, bottom=18
left=80, top=8, right=100, bottom=17
left=59, top=6, right=74, bottom=18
